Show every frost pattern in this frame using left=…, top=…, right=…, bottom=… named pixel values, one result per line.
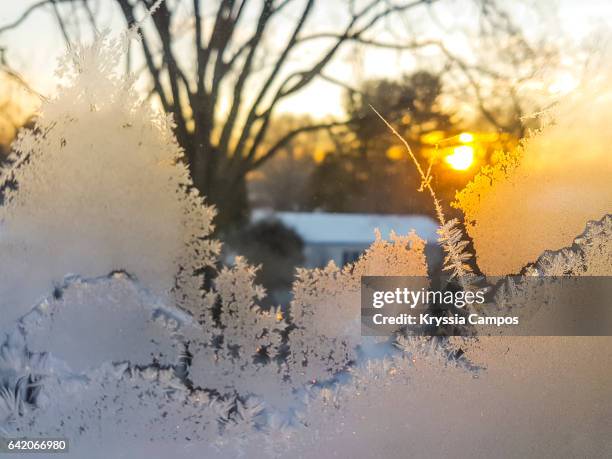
left=371, top=107, right=479, bottom=291
left=0, top=34, right=432, bottom=412
left=19, top=273, right=198, bottom=373
left=0, top=333, right=51, bottom=423
left=190, top=231, right=428, bottom=395
left=188, top=257, right=286, bottom=396
left=0, top=35, right=220, bottom=330
left=287, top=230, right=427, bottom=385
left=0, top=30, right=610, bottom=458
left=492, top=215, right=611, bottom=334
left=522, top=214, right=611, bottom=277
left=454, top=73, right=612, bottom=275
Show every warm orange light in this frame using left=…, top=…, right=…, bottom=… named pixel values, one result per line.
left=420, top=130, right=445, bottom=145
left=458, top=132, right=474, bottom=143
left=386, top=145, right=404, bottom=160
left=313, top=148, right=327, bottom=163
left=445, top=145, right=474, bottom=170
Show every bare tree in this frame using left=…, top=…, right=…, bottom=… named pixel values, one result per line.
left=0, top=0, right=445, bottom=229
left=0, top=0, right=560, bottom=229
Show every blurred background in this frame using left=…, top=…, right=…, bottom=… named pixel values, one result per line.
left=0, top=0, right=609, bottom=303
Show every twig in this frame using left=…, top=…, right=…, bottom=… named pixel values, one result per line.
left=370, top=105, right=478, bottom=290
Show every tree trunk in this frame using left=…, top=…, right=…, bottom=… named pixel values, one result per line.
left=188, top=146, right=249, bottom=234
left=206, top=174, right=249, bottom=234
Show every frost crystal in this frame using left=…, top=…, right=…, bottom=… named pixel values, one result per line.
left=287, top=230, right=427, bottom=384
left=454, top=74, right=612, bottom=275
left=531, top=214, right=612, bottom=276
left=0, top=35, right=220, bottom=329
left=1, top=25, right=610, bottom=457
left=188, top=257, right=285, bottom=395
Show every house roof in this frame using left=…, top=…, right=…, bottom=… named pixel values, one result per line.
left=252, top=210, right=439, bottom=245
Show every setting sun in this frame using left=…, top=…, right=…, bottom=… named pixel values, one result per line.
left=458, top=132, right=474, bottom=143
left=445, top=145, right=474, bottom=170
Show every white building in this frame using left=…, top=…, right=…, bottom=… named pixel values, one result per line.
left=252, top=210, right=440, bottom=269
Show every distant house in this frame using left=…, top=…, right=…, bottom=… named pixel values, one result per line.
left=252, top=210, right=440, bottom=269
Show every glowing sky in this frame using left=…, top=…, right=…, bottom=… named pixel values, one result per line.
left=1, top=0, right=611, bottom=118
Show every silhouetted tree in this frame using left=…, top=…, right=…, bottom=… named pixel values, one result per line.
left=0, top=0, right=443, bottom=230
left=308, top=71, right=450, bottom=215
left=0, top=0, right=562, bottom=227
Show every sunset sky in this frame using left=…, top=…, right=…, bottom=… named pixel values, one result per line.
left=1, top=0, right=611, bottom=118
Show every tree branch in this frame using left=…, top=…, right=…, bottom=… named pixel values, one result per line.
left=51, top=0, right=72, bottom=48
left=199, top=0, right=230, bottom=91
left=0, top=0, right=74, bottom=35
left=193, top=0, right=204, bottom=94
left=223, top=0, right=314, bottom=157
left=115, top=0, right=171, bottom=114
left=216, top=0, right=275, bottom=161
left=240, top=0, right=433, bottom=165
left=145, top=0, right=191, bottom=147
left=82, top=0, right=98, bottom=32
left=210, top=0, right=248, bottom=116
left=298, top=33, right=518, bottom=131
